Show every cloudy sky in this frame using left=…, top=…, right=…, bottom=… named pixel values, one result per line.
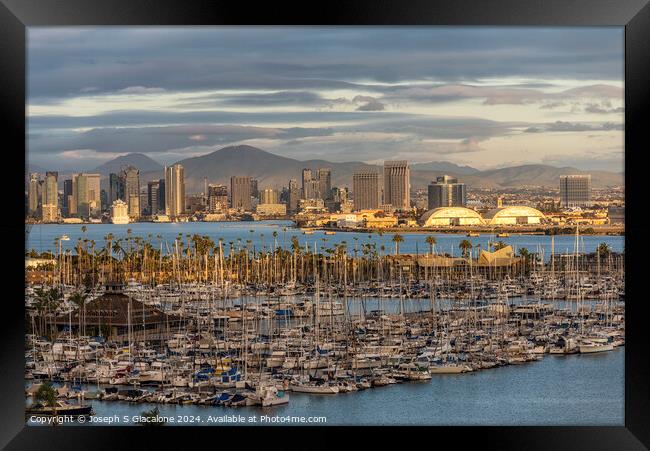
left=27, top=27, right=624, bottom=172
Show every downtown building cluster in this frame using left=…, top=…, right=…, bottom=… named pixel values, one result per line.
left=26, top=158, right=598, bottom=226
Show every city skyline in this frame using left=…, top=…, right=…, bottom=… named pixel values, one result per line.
left=28, top=27, right=624, bottom=173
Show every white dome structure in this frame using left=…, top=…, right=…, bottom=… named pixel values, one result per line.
left=483, top=206, right=545, bottom=225
left=420, top=207, right=484, bottom=226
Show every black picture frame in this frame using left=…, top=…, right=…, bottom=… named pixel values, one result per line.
left=1, top=1, right=648, bottom=449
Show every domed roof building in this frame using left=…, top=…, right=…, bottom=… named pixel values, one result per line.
left=420, top=207, right=484, bottom=226
left=483, top=206, right=545, bottom=225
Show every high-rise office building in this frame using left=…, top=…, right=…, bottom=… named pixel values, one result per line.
left=165, top=164, right=185, bottom=217
left=157, top=178, right=166, bottom=213
left=260, top=188, right=279, bottom=205
left=43, top=171, right=58, bottom=210
left=317, top=168, right=332, bottom=200
left=301, top=168, right=313, bottom=199
left=287, top=179, right=300, bottom=213
left=353, top=171, right=380, bottom=211
left=147, top=181, right=160, bottom=215
left=63, top=178, right=74, bottom=217
left=383, top=161, right=410, bottom=210
left=427, top=175, right=467, bottom=210
left=250, top=179, right=259, bottom=200
left=109, top=172, right=125, bottom=204
left=207, top=184, right=229, bottom=212
left=230, top=176, right=252, bottom=211
left=74, top=173, right=101, bottom=218
left=28, top=173, right=41, bottom=217
left=123, top=166, right=140, bottom=217
left=560, top=175, right=592, bottom=207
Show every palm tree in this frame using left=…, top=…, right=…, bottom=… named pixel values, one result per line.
left=392, top=234, right=404, bottom=255
left=425, top=236, right=437, bottom=255
left=597, top=242, right=611, bottom=257
left=491, top=240, right=508, bottom=251
left=459, top=239, right=473, bottom=258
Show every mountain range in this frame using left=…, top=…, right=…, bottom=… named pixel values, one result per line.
left=27, top=146, right=624, bottom=192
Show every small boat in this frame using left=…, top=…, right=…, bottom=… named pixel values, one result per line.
left=289, top=381, right=339, bottom=394
left=324, top=231, right=336, bottom=235
left=466, top=232, right=480, bottom=237
left=302, top=230, right=315, bottom=235
left=496, top=232, right=510, bottom=238
left=26, top=400, right=93, bottom=416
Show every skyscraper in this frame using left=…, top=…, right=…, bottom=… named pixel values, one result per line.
left=383, top=161, right=410, bottom=210
left=109, top=172, right=125, bottom=204
left=28, top=173, right=41, bottom=217
left=43, top=171, right=58, bottom=208
left=287, top=179, right=300, bottom=213
left=301, top=168, right=313, bottom=199
left=230, top=176, right=252, bottom=211
left=317, top=168, right=332, bottom=200
left=63, top=178, right=74, bottom=217
left=560, top=175, right=592, bottom=207
left=147, top=180, right=160, bottom=215
left=165, top=164, right=185, bottom=217
left=353, top=171, right=380, bottom=211
left=427, top=175, right=467, bottom=210
left=74, top=173, right=101, bottom=218
left=123, top=166, right=141, bottom=218
left=157, top=178, right=166, bottom=213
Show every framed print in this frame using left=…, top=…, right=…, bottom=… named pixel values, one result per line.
left=1, top=0, right=648, bottom=449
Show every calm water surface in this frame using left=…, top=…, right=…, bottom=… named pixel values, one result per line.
left=26, top=221, right=624, bottom=261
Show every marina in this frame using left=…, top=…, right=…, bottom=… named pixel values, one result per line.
left=25, top=223, right=624, bottom=425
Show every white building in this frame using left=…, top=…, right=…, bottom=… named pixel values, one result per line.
left=110, top=199, right=130, bottom=224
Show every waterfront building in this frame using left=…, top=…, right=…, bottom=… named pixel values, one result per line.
left=383, top=160, right=410, bottom=210
left=74, top=173, right=101, bottom=218
left=165, top=164, right=185, bottom=217
left=353, top=171, right=380, bottom=211
left=208, top=184, right=229, bottom=212
left=147, top=180, right=160, bottom=215
left=123, top=166, right=141, bottom=218
left=110, top=199, right=130, bottom=224
left=483, top=206, right=545, bottom=225
left=560, top=175, right=592, bottom=207
left=419, top=206, right=484, bottom=226
left=28, top=173, right=41, bottom=217
left=256, top=203, right=287, bottom=216
left=230, top=176, right=252, bottom=211
left=41, top=204, right=58, bottom=223
left=428, top=175, right=466, bottom=210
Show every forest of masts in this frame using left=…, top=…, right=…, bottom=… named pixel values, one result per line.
left=27, top=228, right=624, bottom=290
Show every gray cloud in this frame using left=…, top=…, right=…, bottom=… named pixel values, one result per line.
left=524, top=121, right=624, bottom=133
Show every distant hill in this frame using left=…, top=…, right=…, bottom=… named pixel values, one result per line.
left=115, top=145, right=623, bottom=192
left=92, top=153, right=163, bottom=175
left=410, top=161, right=479, bottom=175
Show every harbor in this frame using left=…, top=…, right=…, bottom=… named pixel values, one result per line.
left=25, top=223, right=625, bottom=425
